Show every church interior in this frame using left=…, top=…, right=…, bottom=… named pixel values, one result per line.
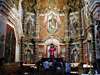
left=0, top=0, right=100, bottom=75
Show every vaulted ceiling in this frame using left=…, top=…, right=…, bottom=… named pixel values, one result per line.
left=14, top=0, right=36, bottom=12
left=14, top=0, right=80, bottom=13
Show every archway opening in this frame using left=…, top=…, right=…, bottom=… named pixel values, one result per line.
left=45, top=37, right=60, bottom=58
left=5, top=25, right=16, bottom=63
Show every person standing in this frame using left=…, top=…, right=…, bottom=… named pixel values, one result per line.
left=49, top=44, right=56, bottom=62
left=43, top=61, right=49, bottom=70
left=65, top=63, right=71, bottom=75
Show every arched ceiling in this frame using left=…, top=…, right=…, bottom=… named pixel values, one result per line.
left=22, top=0, right=36, bottom=12
left=14, top=0, right=80, bottom=13
left=67, top=0, right=80, bottom=12
left=14, top=0, right=36, bottom=12
left=36, top=0, right=65, bottom=12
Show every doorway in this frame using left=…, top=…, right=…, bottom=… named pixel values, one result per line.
left=5, top=25, right=16, bottom=63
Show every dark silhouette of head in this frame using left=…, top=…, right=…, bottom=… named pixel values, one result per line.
left=50, top=43, right=54, bottom=48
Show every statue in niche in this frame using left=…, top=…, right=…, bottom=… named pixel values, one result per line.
left=24, top=49, right=32, bottom=64
left=48, top=13, right=57, bottom=34
left=25, top=14, right=35, bottom=35
left=96, top=25, right=100, bottom=54
left=71, top=48, right=79, bottom=63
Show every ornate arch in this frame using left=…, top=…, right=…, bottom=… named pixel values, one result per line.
left=45, top=37, right=60, bottom=46
left=43, top=36, right=61, bottom=58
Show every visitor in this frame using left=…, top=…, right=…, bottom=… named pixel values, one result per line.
left=49, top=44, right=56, bottom=62
left=65, top=63, right=71, bottom=75
left=43, top=61, right=49, bottom=70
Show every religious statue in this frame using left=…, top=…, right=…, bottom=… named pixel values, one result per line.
left=73, top=49, right=79, bottom=63
left=49, top=44, right=56, bottom=62
left=44, top=12, right=61, bottom=34
left=25, top=49, right=32, bottom=64
left=96, top=25, right=100, bottom=45
left=48, top=14, right=57, bottom=33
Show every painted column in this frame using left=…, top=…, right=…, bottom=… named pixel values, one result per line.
left=58, top=44, right=61, bottom=58
left=15, top=40, right=20, bottom=62
left=15, top=0, right=23, bottom=62
left=44, top=45, right=47, bottom=58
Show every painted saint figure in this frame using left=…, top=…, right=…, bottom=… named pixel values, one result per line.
left=25, top=50, right=32, bottom=64
left=44, top=11, right=61, bottom=34
left=49, top=44, right=56, bottom=62
left=48, top=13, right=57, bottom=33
